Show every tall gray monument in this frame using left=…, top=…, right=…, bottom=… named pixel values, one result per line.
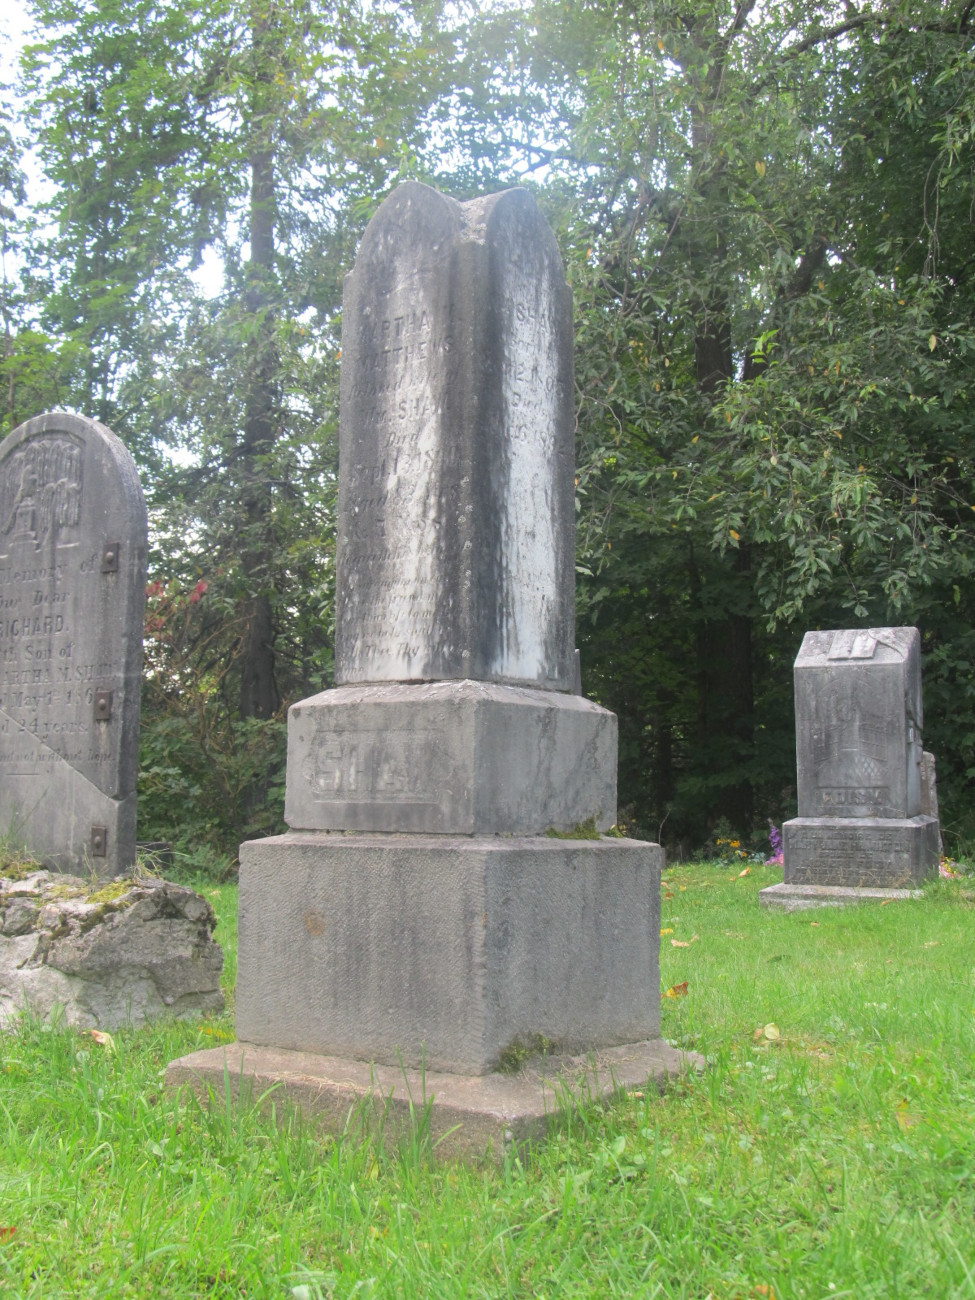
left=168, top=183, right=686, bottom=1153
left=761, top=627, right=941, bottom=910
left=0, top=413, right=147, bottom=879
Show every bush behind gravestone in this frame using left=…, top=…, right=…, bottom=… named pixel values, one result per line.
left=137, top=707, right=287, bottom=857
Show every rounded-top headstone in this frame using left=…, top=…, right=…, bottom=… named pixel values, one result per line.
left=335, top=181, right=576, bottom=690
left=0, top=412, right=147, bottom=877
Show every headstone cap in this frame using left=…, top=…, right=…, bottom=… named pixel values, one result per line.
left=795, top=626, right=919, bottom=668
left=350, top=180, right=564, bottom=273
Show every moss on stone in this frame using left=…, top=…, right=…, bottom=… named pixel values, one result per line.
left=496, top=1034, right=553, bottom=1075
left=85, top=879, right=136, bottom=907
left=545, top=817, right=600, bottom=840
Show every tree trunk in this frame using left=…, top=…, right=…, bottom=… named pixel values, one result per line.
left=237, top=13, right=280, bottom=721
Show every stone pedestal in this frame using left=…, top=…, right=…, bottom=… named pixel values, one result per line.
left=236, top=832, right=662, bottom=1075
left=166, top=182, right=684, bottom=1157
left=285, top=681, right=617, bottom=835
left=783, top=815, right=940, bottom=888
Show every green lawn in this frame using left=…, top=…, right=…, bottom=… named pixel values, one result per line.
left=0, top=863, right=973, bottom=1299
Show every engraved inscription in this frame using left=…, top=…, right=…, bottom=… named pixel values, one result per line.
left=0, top=434, right=117, bottom=778
left=788, top=827, right=912, bottom=887
left=303, top=725, right=445, bottom=806
left=819, top=786, right=888, bottom=810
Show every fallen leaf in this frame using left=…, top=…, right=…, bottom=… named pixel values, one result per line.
left=924, top=941, right=939, bottom=948
left=0, top=1227, right=14, bottom=1241
left=763, top=1023, right=781, bottom=1041
left=751, top=1286, right=776, bottom=1300
left=664, top=982, right=689, bottom=999
left=664, top=891, right=674, bottom=899
left=660, top=927, right=675, bottom=935
left=810, top=922, right=820, bottom=927
left=87, top=1030, right=115, bottom=1050
left=671, top=934, right=699, bottom=948
left=738, top=867, right=751, bottom=878
left=679, top=885, right=687, bottom=892
left=880, top=898, right=899, bottom=906
left=896, top=1099, right=920, bottom=1132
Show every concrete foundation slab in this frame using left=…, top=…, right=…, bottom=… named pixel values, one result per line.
left=165, top=1038, right=701, bottom=1163
left=237, top=833, right=662, bottom=1075
left=759, top=881, right=923, bottom=911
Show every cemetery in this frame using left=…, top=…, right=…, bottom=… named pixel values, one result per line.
left=0, top=0, right=974, bottom=1295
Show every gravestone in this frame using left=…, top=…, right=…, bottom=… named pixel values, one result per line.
left=0, top=413, right=147, bottom=878
left=760, top=627, right=940, bottom=910
left=167, top=182, right=690, bottom=1155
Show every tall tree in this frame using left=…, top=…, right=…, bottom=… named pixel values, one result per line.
left=471, top=0, right=975, bottom=842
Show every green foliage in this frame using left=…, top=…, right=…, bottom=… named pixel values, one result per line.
left=8, top=0, right=975, bottom=852
left=137, top=574, right=287, bottom=853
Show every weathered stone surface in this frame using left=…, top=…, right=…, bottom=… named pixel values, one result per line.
left=0, top=412, right=147, bottom=877
left=783, top=627, right=940, bottom=897
left=166, top=1038, right=702, bottom=1165
left=335, top=181, right=575, bottom=691
left=168, top=183, right=673, bottom=1148
left=783, top=815, right=940, bottom=888
left=0, top=871, right=224, bottom=1029
left=794, top=627, right=923, bottom=820
left=236, top=833, right=662, bottom=1075
left=285, top=680, right=617, bottom=834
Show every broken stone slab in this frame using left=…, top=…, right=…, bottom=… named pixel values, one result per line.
left=0, top=871, right=224, bottom=1030
left=166, top=1038, right=703, bottom=1164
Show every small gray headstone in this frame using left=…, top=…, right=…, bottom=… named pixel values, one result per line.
left=0, top=413, right=147, bottom=877
left=795, top=627, right=923, bottom=819
left=335, top=181, right=576, bottom=691
left=764, top=627, right=940, bottom=906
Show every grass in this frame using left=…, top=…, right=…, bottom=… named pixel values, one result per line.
left=0, top=862, right=972, bottom=1297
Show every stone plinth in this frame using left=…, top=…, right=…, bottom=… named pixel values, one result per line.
left=783, top=815, right=940, bottom=889
left=166, top=1038, right=702, bottom=1165
left=285, top=680, right=617, bottom=835
left=0, top=412, right=147, bottom=877
left=236, top=833, right=662, bottom=1076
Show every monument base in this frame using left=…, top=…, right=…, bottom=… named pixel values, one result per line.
left=759, top=881, right=924, bottom=911
left=284, top=680, right=617, bottom=835
left=165, top=1038, right=701, bottom=1164
left=783, top=815, right=940, bottom=889
left=236, top=832, right=662, bottom=1076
